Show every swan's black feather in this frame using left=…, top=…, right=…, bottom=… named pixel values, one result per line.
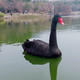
left=22, top=39, right=50, bottom=57
left=22, top=39, right=61, bottom=58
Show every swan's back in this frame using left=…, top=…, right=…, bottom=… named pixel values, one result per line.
left=22, top=39, right=53, bottom=58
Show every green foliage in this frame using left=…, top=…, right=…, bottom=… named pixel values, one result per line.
left=0, top=12, right=5, bottom=17
left=24, top=3, right=32, bottom=11
left=7, top=0, right=13, bottom=1
left=23, top=0, right=31, bottom=2
left=73, top=1, right=80, bottom=5
left=23, top=2, right=53, bottom=13
left=63, top=1, right=80, bottom=5
left=0, top=7, right=5, bottom=13
left=0, top=21, right=5, bottom=26
left=54, top=1, right=80, bottom=5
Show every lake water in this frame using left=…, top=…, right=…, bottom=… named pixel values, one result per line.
left=0, top=16, right=80, bottom=80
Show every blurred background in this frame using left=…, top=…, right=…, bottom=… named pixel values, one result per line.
left=0, top=1, right=80, bottom=80
left=0, top=0, right=80, bottom=16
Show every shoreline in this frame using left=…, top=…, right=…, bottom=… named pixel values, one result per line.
left=4, top=13, right=50, bottom=19
left=4, top=13, right=51, bottom=23
left=3, top=13, right=80, bottom=23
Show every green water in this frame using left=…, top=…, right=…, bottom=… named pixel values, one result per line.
left=0, top=16, right=80, bottom=80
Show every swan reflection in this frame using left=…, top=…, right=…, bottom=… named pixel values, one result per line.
left=23, top=52, right=62, bottom=80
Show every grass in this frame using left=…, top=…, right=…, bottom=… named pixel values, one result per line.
left=4, top=13, right=50, bottom=23
left=19, top=13, right=42, bottom=19
left=0, top=12, right=5, bottom=17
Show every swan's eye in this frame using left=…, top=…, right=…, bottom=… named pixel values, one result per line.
left=58, top=18, right=64, bottom=25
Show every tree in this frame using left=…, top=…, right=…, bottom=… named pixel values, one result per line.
left=54, top=2, right=71, bottom=16
left=23, top=0, right=31, bottom=2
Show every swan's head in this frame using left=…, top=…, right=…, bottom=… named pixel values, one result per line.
left=53, top=15, right=64, bottom=25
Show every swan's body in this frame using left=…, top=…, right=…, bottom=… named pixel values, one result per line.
left=22, top=15, right=64, bottom=58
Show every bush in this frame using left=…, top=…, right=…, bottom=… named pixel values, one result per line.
left=0, top=12, right=5, bottom=17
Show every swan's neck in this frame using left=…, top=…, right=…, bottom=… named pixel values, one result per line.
left=49, top=22, right=58, bottom=49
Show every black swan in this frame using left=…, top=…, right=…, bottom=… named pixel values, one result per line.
left=22, top=15, right=64, bottom=58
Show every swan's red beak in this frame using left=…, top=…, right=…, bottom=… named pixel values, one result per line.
left=58, top=18, right=64, bottom=25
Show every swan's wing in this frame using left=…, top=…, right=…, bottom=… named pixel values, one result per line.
left=30, top=40, right=49, bottom=53
left=34, top=40, right=49, bottom=48
left=22, top=40, right=50, bottom=57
